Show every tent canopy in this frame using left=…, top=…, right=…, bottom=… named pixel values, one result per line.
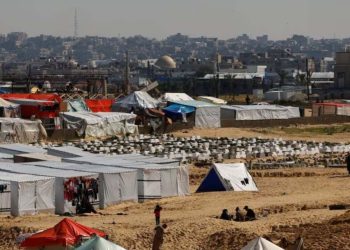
left=113, top=91, right=159, bottom=110
left=197, top=163, right=258, bottom=193
left=198, top=96, right=227, bottom=105
left=163, top=93, right=194, bottom=102
left=76, top=235, right=126, bottom=250
left=21, top=218, right=106, bottom=248
left=163, top=104, right=195, bottom=114
left=241, top=237, right=284, bottom=250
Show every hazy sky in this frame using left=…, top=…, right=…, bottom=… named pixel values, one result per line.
left=0, top=0, right=349, bottom=40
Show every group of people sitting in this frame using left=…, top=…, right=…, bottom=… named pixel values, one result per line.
left=220, top=206, right=256, bottom=221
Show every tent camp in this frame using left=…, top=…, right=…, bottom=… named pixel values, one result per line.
left=63, top=155, right=189, bottom=200
left=168, top=100, right=221, bottom=128
left=76, top=235, right=126, bottom=250
left=241, top=237, right=284, bottom=250
left=220, top=105, right=300, bottom=122
left=112, top=91, right=159, bottom=112
left=21, top=218, right=106, bottom=249
left=196, top=163, right=258, bottom=193
left=0, top=162, right=98, bottom=214
left=0, top=171, right=55, bottom=216
left=60, top=112, right=138, bottom=138
left=30, top=161, right=138, bottom=208
left=0, top=118, right=46, bottom=144
left=0, top=98, right=20, bottom=117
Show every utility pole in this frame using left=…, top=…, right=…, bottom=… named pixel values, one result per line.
left=124, top=50, right=130, bottom=95
left=305, top=58, right=311, bottom=101
left=74, top=8, right=78, bottom=38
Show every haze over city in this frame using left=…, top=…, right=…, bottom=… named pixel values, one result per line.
left=1, top=0, right=350, bottom=39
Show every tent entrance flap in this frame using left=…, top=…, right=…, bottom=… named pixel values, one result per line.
left=196, top=168, right=227, bottom=192
left=138, top=170, right=161, bottom=200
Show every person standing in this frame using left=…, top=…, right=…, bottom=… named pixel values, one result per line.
left=346, top=153, right=350, bottom=175
left=154, top=204, right=162, bottom=225
left=152, top=224, right=167, bottom=250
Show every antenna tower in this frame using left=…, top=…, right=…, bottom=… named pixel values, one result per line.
left=74, top=8, right=78, bottom=38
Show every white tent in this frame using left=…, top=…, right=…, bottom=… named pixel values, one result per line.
left=241, top=237, right=284, bottom=250
left=112, top=91, right=159, bottom=111
left=170, top=100, right=221, bottom=128
left=162, top=93, right=194, bottom=102
left=0, top=171, right=55, bottom=216
left=29, top=161, right=138, bottom=208
left=47, top=146, right=92, bottom=158
left=0, top=143, right=46, bottom=155
left=196, top=163, right=258, bottom=192
left=198, top=96, right=227, bottom=105
left=0, top=162, right=98, bottom=214
left=60, top=112, right=138, bottom=138
left=221, top=105, right=300, bottom=121
left=63, top=155, right=189, bottom=200
left=76, top=235, right=126, bottom=250
left=0, top=181, right=10, bottom=213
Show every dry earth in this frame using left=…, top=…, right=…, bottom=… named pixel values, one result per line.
left=0, top=166, right=349, bottom=250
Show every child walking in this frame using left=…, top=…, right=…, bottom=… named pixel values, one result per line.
left=154, top=204, right=162, bottom=225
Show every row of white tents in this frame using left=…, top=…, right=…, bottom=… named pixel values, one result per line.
left=112, top=91, right=301, bottom=129
left=0, top=144, right=189, bottom=216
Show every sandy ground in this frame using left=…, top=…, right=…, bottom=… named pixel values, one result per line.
left=172, top=124, right=350, bottom=143
left=0, top=166, right=349, bottom=250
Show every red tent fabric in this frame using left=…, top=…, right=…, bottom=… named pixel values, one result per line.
left=85, top=99, right=114, bottom=112
left=21, top=218, right=106, bottom=248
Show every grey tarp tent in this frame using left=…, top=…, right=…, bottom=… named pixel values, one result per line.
left=47, top=146, right=92, bottom=158
left=0, top=118, right=46, bottom=143
left=221, top=105, right=300, bottom=121
left=112, top=91, right=159, bottom=112
left=241, top=237, right=284, bottom=250
left=29, top=161, right=138, bottom=208
left=63, top=155, right=190, bottom=200
left=0, top=171, right=55, bottom=216
left=0, top=162, right=97, bottom=214
left=60, top=112, right=138, bottom=138
left=169, top=100, right=221, bottom=128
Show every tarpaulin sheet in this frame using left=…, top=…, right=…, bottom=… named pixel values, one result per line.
left=85, top=99, right=114, bottom=112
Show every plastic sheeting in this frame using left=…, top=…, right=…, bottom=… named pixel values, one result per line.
left=112, top=91, right=159, bottom=111
left=66, top=99, right=91, bottom=112
left=0, top=118, right=46, bottom=144
left=195, top=106, right=221, bottom=128
left=162, top=93, right=194, bottom=102
left=0, top=98, right=20, bottom=118
left=0, top=143, right=46, bottom=155
left=85, top=99, right=114, bottom=112
left=197, top=96, right=227, bottom=105
left=221, top=105, right=300, bottom=121
left=197, top=163, right=258, bottom=192
left=60, top=112, right=138, bottom=138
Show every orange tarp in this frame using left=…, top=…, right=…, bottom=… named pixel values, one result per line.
left=21, top=218, right=106, bottom=248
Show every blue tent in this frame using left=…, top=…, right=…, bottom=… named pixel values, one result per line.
left=163, top=104, right=195, bottom=114
left=196, top=163, right=258, bottom=193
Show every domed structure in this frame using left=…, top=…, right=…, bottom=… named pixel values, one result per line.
left=155, top=55, right=176, bottom=69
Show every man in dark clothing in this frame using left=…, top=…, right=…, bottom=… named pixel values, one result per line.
left=244, top=206, right=256, bottom=221
left=220, top=209, right=231, bottom=220
left=234, top=207, right=245, bottom=222
left=152, top=224, right=167, bottom=250
left=346, top=153, right=350, bottom=175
